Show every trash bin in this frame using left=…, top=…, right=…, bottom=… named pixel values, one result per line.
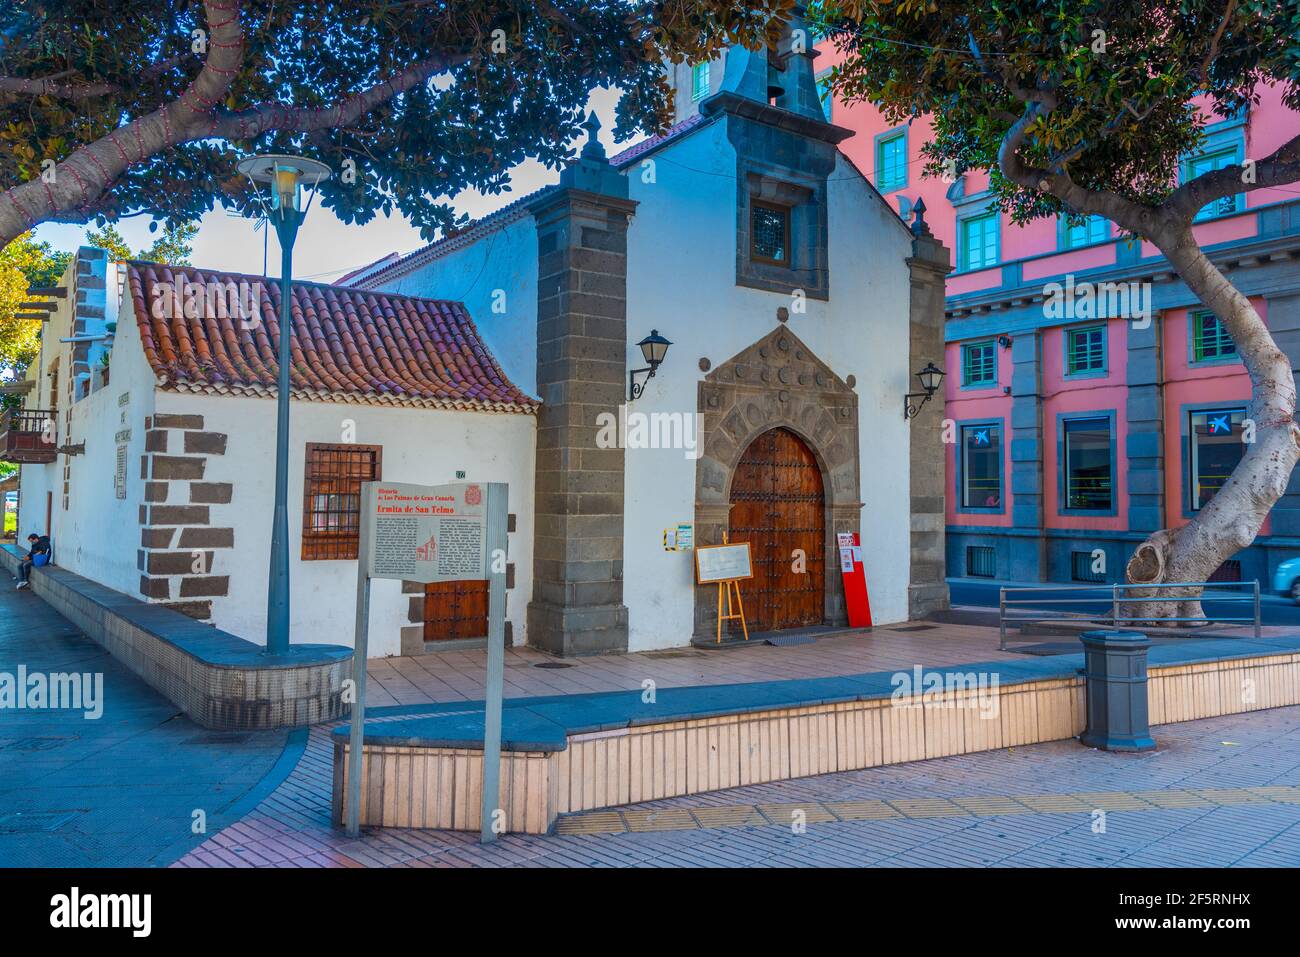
left=1079, top=630, right=1155, bottom=752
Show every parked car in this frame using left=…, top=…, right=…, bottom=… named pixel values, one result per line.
left=1273, top=556, right=1300, bottom=602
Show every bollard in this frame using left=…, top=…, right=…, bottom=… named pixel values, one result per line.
left=1079, top=630, right=1156, bottom=752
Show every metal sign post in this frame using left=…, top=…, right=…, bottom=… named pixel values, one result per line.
left=480, top=483, right=508, bottom=844
left=345, top=481, right=377, bottom=839
left=343, top=480, right=507, bottom=843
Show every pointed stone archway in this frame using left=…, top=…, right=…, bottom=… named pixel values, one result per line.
left=693, top=325, right=860, bottom=641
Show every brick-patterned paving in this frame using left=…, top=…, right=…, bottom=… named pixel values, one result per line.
left=360, top=620, right=1291, bottom=708
left=175, top=705, right=1300, bottom=868
left=362, top=622, right=1017, bottom=708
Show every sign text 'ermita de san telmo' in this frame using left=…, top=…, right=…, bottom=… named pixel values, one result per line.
left=364, top=482, right=487, bottom=583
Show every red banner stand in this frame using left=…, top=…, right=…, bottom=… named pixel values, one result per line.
left=837, top=532, right=872, bottom=628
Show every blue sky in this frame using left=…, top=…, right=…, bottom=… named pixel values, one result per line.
left=33, top=88, right=633, bottom=284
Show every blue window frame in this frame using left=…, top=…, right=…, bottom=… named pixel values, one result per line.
left=959, top=423, right=1003, bottom=509
left=875, top=129, right=907, bottom=193
left=961, top=340, right=996, bottom=387
left=1061, top=415, right=1115, bottom=512
left=1184, top=146, right=1242, bottom=221
left=959, top=211, right=999, bottom=271
left=1065, top=325, right=1106, bottom=377
left=1059, top=214, right=1109, bottom=250
left=1189, top=407, right=1247, bottom=510
left=691, top=62, right=710, bottom=101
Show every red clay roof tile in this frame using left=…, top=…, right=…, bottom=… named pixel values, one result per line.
left=126, top=262, right=537, bottom=413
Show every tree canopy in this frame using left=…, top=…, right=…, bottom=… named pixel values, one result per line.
left=0, top=0, right=797, bottom=246
left=0, top=232, right=70, bottom=379
left=820, top=0, right=1300, bottom=230
left=818, top=0, right=1300, bottom=601
left=85, top=221, right=198, bottom=265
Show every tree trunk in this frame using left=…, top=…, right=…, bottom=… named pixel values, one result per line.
left=1123, top=225, right=1300, bottom=624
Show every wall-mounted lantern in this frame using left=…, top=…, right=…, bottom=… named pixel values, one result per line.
left=628, top=330, right=672, bottom=401
left=903, top=362, right=945, bottom=420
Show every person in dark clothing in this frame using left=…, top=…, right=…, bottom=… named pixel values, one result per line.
left=17, top=533, right=49, bottom=589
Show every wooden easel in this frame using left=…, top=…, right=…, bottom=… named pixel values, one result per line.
left=714, top=531, right=749, bottom=644
left=716, top=577, right=749, bottom=644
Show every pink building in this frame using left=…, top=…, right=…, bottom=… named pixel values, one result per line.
left=667, top=39, right=1300, bottom=587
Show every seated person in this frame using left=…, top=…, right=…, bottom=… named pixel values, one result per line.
left=16, top=532, right=50, bottom=589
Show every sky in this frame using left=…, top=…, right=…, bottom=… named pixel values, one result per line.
left=31, top=88, right=636, bottom=285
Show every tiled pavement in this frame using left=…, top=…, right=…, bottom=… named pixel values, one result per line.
left=7, top=572, right=1300, bottom=868
left=363, top=621, right=1024, bottom=708
left=0, top=580, right=291, bottom=867
left=362, top=618, right=1294, bottom=709
left=176, top=705, right=1300, bottom=868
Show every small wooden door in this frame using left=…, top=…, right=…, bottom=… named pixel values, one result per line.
left=423, top=580, right=488, bottom=642
left=728, top=428, right=825, bottom=633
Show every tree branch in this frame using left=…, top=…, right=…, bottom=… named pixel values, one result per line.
left=1199, top=0, right=1238, bottom=88
left=1166, top=130, right=1300, bottom=221
left=0, top=73, right=121, bottom=99
left=208, top=50, right=472, bottom=140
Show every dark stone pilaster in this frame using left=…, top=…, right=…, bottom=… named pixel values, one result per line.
left=1009, top=332, right=1045, bottom=580
left=1264, top=292, right=1300, bottom=547
left=526, top=122, right=637, bottom=656
left=1126, top=315, right=1165, bottom=535
left=907, top=228, right=952, bottom=617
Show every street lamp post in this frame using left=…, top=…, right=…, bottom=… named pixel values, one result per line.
left=236, top=154, right=331, bottom=655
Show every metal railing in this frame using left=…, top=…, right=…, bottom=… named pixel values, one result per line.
left=0, top=407, right=55, bottom=435
left=998, top=580, right=1261, bottom=650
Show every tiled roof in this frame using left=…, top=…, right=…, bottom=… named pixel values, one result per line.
left=609, top=113, right=709, bottom=167
left=126, top=263, right=537, bottom=414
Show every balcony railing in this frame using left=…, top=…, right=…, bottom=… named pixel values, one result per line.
left=0, top=408, right=58, bottom=464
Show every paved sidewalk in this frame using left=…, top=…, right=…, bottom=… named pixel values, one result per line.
left=364, top=617, right=1298, bottom=709
left=176, top=705, right=1300, bottom=868
left=364, top=620, right=1023, bottom=708
left=0, top=580, right=293, bottom=867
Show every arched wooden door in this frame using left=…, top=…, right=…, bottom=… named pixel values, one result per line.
left=728, top=428, right=825, bottom=633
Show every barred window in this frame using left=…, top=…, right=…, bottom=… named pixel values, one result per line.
left=961, top=340, right=996, bottom=386
left=1191, top=311, right=1237, bottom=362
left=750, top=202, right=790, bottom=265
left=691, top=62, right=710, bottom=101
left=1066, top=325, right=1106, bottom=375
left=302, top=443, right=382, bottom=560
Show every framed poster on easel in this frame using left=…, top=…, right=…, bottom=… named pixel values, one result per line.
left=695, top=539, right=753, bottom=643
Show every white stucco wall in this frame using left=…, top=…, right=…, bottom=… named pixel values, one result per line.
left=355, top=120, right=916, bottom=653
left=18, top=258, right=155, bottom=595
left=620, top=126, right=915, bottom=650
left=372, top=215, right=540, bottom=396
left=152, top=390, right=537, bottom=658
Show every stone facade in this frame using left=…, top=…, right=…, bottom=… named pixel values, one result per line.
left=526, top=132, right=638, bottom=656
left=702, top=26, right=852, bottom=302
left=137, top=412, right=234, bottom=621
left=906, top=225, right=952, bottom=618
left=692, top=326, right=860, bottom=638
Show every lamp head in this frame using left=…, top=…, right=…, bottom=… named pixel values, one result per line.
left=237, top=154, right=331, bottom=215
left=638, top=330, right=672, bottom=369
left=916, top=362, right=944, bottom=394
